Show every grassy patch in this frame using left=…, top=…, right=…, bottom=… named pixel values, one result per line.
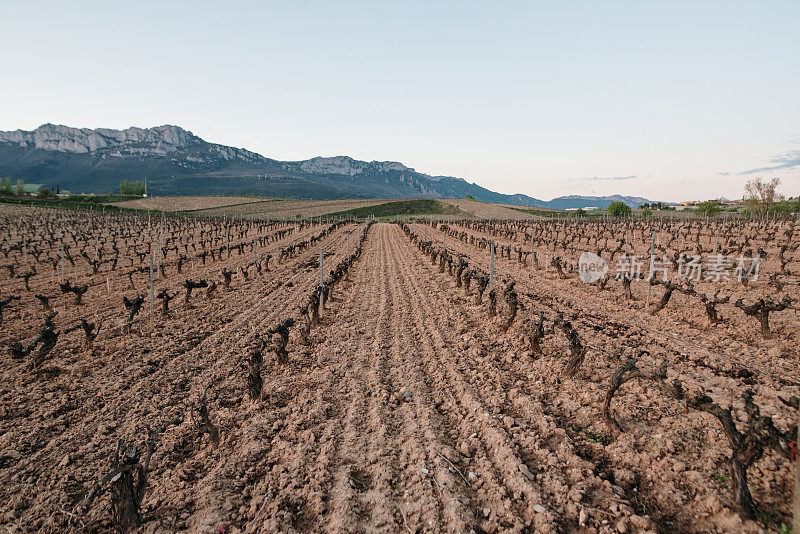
left=22, top=183, right=44, bottom=193
left=710, top=470, right=730, bottom=486
left=583, top=428, right=612, bottom=445
left=326, top=199, right=462, bottom=219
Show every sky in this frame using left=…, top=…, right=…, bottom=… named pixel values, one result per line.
left=1, top=1, right=798, bottom=202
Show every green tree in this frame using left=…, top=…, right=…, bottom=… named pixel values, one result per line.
left=1, top=177, right=12, bottom=194
left=641, top=207, right=653, bottom=218
left=695, top=201, right=721, bottom=217
left=120, top=180, right=146, bottom=195
left=574, top=208, right=586, bottom=218
left=769, top=198, right=800, bottom=214
left=37, top=188, right=55, bottom=199
left=607, top=201, right=632, bottom=217
left=744, top=177, right=782, bottom=215
left=16, top=179, right=24, bottom=195
left=466, top=194, right=475, bottom=201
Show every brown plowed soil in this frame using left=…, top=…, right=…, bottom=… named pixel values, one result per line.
left=199, top=199, right=391, bottom=219
left=0, top=216, right=797, bottom=533
left=247, top=223, right=621, bottom=533
left=112, top=197, right=268, bottom=212
left=115, top=196, right=538, bottom=220
left=114, top=198, right=392, bottom=218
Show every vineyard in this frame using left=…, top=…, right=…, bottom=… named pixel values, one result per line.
left=0, top=203, right=798, bottom=533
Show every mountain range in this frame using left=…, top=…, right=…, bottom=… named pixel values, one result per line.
left=0, top=124, right=654, bottom=209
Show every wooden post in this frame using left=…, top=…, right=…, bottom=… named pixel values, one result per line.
left=646, top=231, right=655, bottom=306
left=156, top=225, right=162, bottom=279
left=59, top=241, right=65, bottom=283
left=531, top=227, right=534, bottom=262
left=149, top=253, right=154, bottom=324
left=624, top=227, right=629, bottom=257
left=490, top=240, right=495, bottom=292
left=795, top=408, right=800, bottom=533
left=319, top=244, right=325, bottom=314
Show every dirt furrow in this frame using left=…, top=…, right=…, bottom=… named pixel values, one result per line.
left=377, top=225, right=476, bottom=532
left=388, top=224, right=565, bottom=532
left=324, top=227, right=398, bottom=532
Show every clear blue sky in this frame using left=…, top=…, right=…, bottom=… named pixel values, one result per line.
left=1, top=1, right=798, bottom=201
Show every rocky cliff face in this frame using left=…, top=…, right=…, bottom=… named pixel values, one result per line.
left=0, top=124, right=198, bottom=155
left=0, top=124, right=268, bottom=165
left=282, top=156, right=412, bottom=176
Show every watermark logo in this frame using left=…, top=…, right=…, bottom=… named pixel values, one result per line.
left=577, top=252, right=761, bottom=284
left=578, top=251, right=608, bottom=283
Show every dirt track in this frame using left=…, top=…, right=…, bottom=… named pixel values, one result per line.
left=249, top=223, right=624, bottom=533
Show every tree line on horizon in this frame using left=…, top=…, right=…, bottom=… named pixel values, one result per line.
left=633, top=177, right=797, bottom=218
left=119, top=180, right=146, bottom=196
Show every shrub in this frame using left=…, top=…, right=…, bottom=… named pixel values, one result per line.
left=695, top=201, right=721, bottom=218
left=607, top=201, right=632, bottom=217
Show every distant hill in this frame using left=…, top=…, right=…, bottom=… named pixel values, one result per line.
left=0, top=124, right=655, bottom=208
left=543, top=194, right=654, bottom=210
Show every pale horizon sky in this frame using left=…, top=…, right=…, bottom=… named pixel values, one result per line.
left=1, top=1, right=798, bottom=202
